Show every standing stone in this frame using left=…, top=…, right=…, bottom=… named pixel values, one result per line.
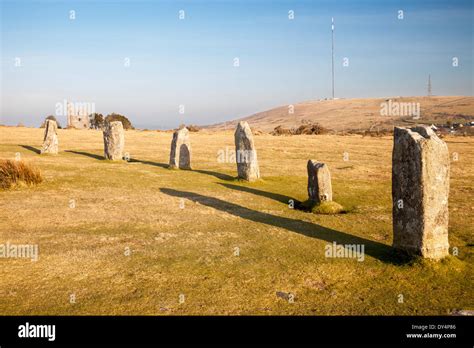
left=392, top=126, right=450, bottom=259
left=234, top=121, right=260, bottom=181
left=103, top=121, right=125, bottom=160
left=169, top=127, right=191, bottom=169
left=307, top=160, right=332, bottom=203
left=41, top=119, right=59, bottom=154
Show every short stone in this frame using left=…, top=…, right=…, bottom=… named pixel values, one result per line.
left=169, top=127, right=191, bottom=169
left=234, top=121, right=260, bottom=181
left=41, top=119, right=59, bottom=154
left=307, top=160, right=332, bottom=204
left=103, top=121, right=125, bottom=160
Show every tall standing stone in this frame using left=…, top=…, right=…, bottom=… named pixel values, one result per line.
left=103, top=121, right=124, bottom=160
left=392, top=126, right=450, bottom=259
left=41, top=119, right=59, bottom=154
left=234, top=121, right=260, bottom=181
left=169, top=127, right=191, bottom=169
left=307, top=160, right=332, bottom=203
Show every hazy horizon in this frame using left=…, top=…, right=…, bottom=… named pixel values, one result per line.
left=1, top=0, right=473, bottom=129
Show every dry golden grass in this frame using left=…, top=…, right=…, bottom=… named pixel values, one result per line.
left=0, top=159, right=43, bottom=189
left=0, top=126, right=472, bottom=315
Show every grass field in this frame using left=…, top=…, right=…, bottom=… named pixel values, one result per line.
left=0, top=126, right=472, bottom=315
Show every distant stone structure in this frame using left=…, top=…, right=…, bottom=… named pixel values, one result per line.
left=169, top=127, right=191, bottom=169
left=41, top=119, right=59, bottom=154
left=67, top=102, right=90, bottom=129
left=392, top=126, right=450, bottom=259
left=103, top=121, right=124, bottom=160
left=234, top=121, right=260, bottom=181
left=307, top=160, right=332, bottom=203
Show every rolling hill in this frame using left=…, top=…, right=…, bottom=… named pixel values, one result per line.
left=206, top=96, right=474, bottom=132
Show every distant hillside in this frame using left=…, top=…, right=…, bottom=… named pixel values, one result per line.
left=206, top=96, right=474, bottom=132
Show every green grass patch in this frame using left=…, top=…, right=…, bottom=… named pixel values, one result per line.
left=296, top=200, right=346, bottom=215
left=310, top=201, right=345, bottom=214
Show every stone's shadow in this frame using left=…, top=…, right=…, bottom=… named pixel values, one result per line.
left=20, top=145, right=41, bottom=154
left=128, top=158, right=169, bottom=169
left=160, top=188, right=406, bottom=265
left=219, top=183, right=329, bottom=212
left=65, top=152, right=170, bottom=168
left=193, top=169, right=235, bottom=181
left=219, top=183, right=294, bottom=204
left=65, top=150, right=104, bottom=160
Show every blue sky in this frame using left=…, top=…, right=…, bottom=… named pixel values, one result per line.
left=1, top=0, right=472, bottom=129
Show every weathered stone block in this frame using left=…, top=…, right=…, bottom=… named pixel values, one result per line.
left=103, top=121, right=124, bottom=160
left=169, top=127, right=191, bottom=169
left=307, top=160, right=332, bottom=203
left=392, top=126, right=450, bottom=259
left=41, top=119, right=59, bottom=154
left=234, top=121, right=260, bottom=181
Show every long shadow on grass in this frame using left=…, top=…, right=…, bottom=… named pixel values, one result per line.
left=20, top=145, right=41, bottom=154
left=194, top=169, right=235, bottom=181
left=160, top=188, right=405, bottom=265
left=65, top=150, right=104, bottom=160
left=219, top=183, right=293, bottom=204
left=65, top=152, right=170, bottom=168
left=129, top=158, right=168, bottom=168
left=129, top=161, right=235, bottom=177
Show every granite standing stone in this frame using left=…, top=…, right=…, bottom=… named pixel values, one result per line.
left=392, top=126, right=450, bottom=259
left=234, top=121, right=260, bottom=181
left=103, top=121, right=125, bottom=160
left=307, top=160, right=332, bottom=203
left=169, top=127, right=191, bottom=169
left=41, top=119, right=59, bottom=154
